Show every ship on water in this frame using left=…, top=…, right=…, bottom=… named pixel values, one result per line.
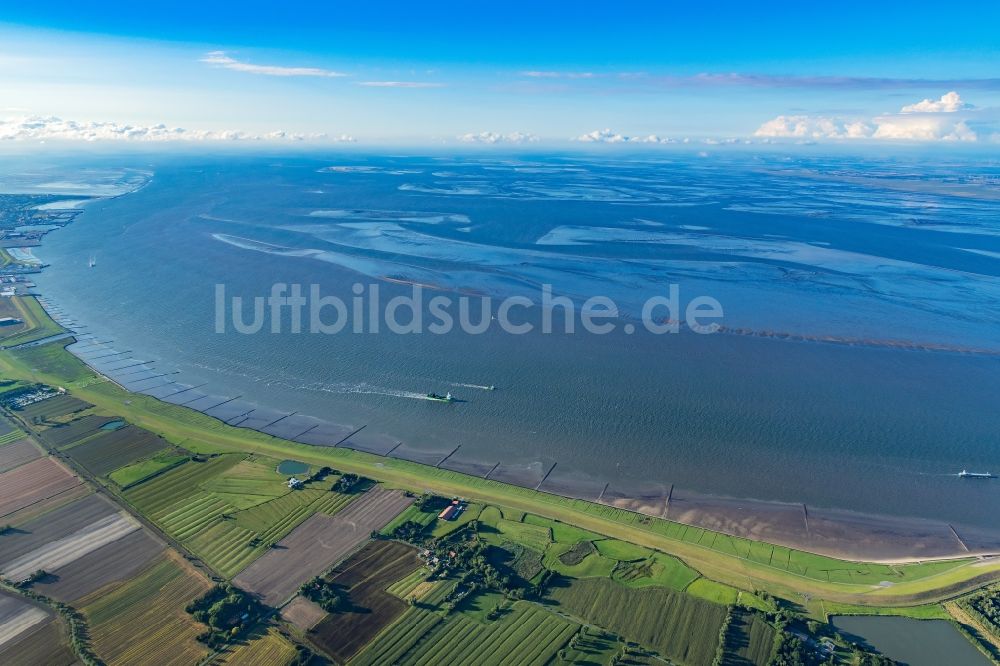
left=959, top=469, right=995, bottom=479
left=426, top=392, right=455, bottom=403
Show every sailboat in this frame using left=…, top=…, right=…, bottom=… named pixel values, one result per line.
left=88, top=255, right=97, bottom=268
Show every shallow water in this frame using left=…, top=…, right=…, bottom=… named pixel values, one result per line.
left=28, top=153, right=1000, bottom=529
left=833, top=615, right=990, bottom=666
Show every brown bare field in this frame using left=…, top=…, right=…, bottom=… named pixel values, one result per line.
left=310, top=540, right=421, bottom=662
left=0, top=438, right=40, bottom=472
left=64, top=425, right=169, bottom=475
left=0, top=493, right=116, bottom=562
left=1, top=512, right=140, bottom=582
left=0, top=592, right=50, bottom=649
left=34, top=528, right=165, bottom=602
left=81, top=552, right=211, bottom=666
left=233, top=486, right=413, bottom=607
left=0, top=616, right=76, bottom=666
left=282, top=596, right=327, bottom=630
left=0, top=484, right=92, bottom=527
left=0, top=456, right=81, bottom=517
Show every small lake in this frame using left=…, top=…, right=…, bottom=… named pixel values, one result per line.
left=100, top=420, right=126, bottom=431
left=832, top=615, right=990, bottom=666
left=276, top=459, right=309, bottom=475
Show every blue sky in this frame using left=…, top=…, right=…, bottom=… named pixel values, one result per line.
left=2, top=1, right=999, bottom=146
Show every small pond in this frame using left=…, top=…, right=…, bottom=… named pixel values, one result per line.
left=832, top=615, right=990, bottom=666
left=100, top=419, right=126, bottom=431
left=276, top=459, right=309, bottom=475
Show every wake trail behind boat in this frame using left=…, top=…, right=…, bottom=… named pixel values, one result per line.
left=451, top=382, right=494, bottom=390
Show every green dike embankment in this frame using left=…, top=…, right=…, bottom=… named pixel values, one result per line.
left=1, top=337, right=997, bottom=608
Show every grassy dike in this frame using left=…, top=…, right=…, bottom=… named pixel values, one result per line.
left=2, top=332, right=998, bottom=611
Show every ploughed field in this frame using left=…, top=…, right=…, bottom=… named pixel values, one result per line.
left=234, top=486, right=414, bottom=606
left=308, top=540, right=423, bottom=662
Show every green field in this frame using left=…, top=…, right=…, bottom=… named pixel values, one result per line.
left=350, top=607, right=443, bottom=666
left=399, top=602, right=577, bottom=666
left=118, top=452, right=356, bottom=576
left=109, top=453, right=189, bottom=488
left=721, top=609, right=776, bottom=666
left=0, top=296, right=65, bottom=348
left=547, top=577, right=727, bottom=666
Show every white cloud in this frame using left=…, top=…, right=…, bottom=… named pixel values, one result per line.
left=872, top=117, right=976, bottom=141
left=900, top=91, right=970, bottom=113
left=754, top=91, right=981, bottom=142
left=200, top=51, right=348, bottom=78
left=357, top=81, right=445, bottom=88
left=458, top=131, right=539, bottom=144
left=520, top=71, right=596, bottom=79
left=575, top=129, right=675, bottom=144
left=0, top=115, right=355, bottom=143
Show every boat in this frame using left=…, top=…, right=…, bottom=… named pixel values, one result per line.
left=959, top=470, right=995, bottom=479
left=426, top=392, right=455, bottom=403
left=88, top=255, right=96, bottom=268
left=487, top=385, right=495, bottom=391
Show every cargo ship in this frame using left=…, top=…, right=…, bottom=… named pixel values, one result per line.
left=958, top=469, right=995, bottom=479
left=426, top=392, right=455, bottom=403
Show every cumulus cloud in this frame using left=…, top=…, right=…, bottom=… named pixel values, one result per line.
left=0, top=115, right=355, bottom=143
left=200, top=51, right=348, bottom=77
left=900, top=91, right=971, bottom=113
left=357, top=81, right=444, bottom=88
left=754, top=91, right=981, bottom=142
left=457, top=131, right=539, bottom=144
left=575, top=129, right=675, bottom=144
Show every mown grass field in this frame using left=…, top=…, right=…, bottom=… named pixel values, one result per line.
left=721, top=608, right=776, bottom=666
left=398, top=602, right=577, bottom=666
left=81, top=554, right=210, bottom=666
left=108, top=452, right=188, bottom=488
left=350, top=607, right=443, bottom=666
left=120, top=452, right=356, bottom=577
left=0, top=296, right=64, bottom=348
left=547, top=577, right=727, bottom=666
left=1, top=338, right=994, bottom=608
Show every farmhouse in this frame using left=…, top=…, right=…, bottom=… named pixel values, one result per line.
left=437, top=499, right=467, bottom=521
left=287, top=477, right=304, bottom=489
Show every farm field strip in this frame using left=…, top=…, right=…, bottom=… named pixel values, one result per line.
left=217, top=626, right=299, bottom=666
left=0, top=595, right=49, bottom=648
left=0, top=456, right=81, bottom=517
left=81, top=555, right=211, bottom=666
left=33, top=528, right=165, bottom=603
left=0, top=493, right=116, bottom=561
left=0, top=616, right=76, bottom=666
left=233, top=487, right=413, bottom=606
left=0, top=429, right=26, bottom=446
left=281, top=596, right=327, bottom=631
left=123, top=454, right=242, bottom=514
left=403, top=603, right=576, bottom=666
left=15, top=394, right=91, bottom=422
left=350, top=608, right=442, bottom=666
left=310, top=541, right=422, bottom=662
left=0, top=438, right=40, bottom=472
left=0, top=512, right=140, bottom=581
left=65, top=425, right=169, bottom=475
left=547, top=576, right=727, bottom=665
